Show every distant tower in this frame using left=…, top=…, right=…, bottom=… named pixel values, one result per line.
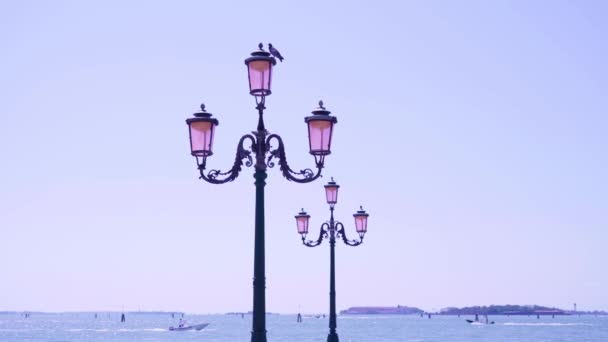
left=574, top=303, right=577, bottom=312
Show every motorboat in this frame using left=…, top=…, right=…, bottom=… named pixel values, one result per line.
left=466, top=317, right=494, bottom=325
left=466, top=319, right=495, bottom=324
left=466, top=314, right=494, bottom=324
left=169, top=323, right=209, bottom=331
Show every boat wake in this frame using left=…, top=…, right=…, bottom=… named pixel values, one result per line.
left=66, top=328, right=168, bottom=332
left=502, top=323, right=593, bottom=326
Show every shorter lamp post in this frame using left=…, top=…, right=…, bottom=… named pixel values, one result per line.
left=294, top=178, right=369, bottom=342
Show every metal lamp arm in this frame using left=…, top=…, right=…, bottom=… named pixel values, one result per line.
left=336, top=222, right=364, bottom=246
left=198, top=134, right=256, bottom=184
left=302, top=222, right=330, bottom=247
left=265, top=134, right=323, bottom=183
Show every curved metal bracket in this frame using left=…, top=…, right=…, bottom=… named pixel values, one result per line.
left=198, top=134, right=256, bottom=184
left=303, top=222, right=329, bottom=247
left=336, top=222, right=364, bottom=246
left=265, top=134, right=323, bottom=183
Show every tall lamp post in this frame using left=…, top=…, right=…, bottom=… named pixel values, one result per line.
left=294, top=178, right=369, bottom=342
left=185, top=44, right=338, bottom=342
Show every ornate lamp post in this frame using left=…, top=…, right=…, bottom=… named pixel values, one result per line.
left=185, top=44, right=338, bottom=342
left=295, top=178, right=369, bottom=342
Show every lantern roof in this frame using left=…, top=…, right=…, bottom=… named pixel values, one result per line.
left=312, top=100, right=331, bottom=115
left=186, top=104, right=219, bottom=125
left=244, top=43, right=277, bottom=65
left=296, top=208, right=310, bottom=217
left=354, top=206, right=369, bottom=217
left=305, top=100, right=338, bottom=123
left=325, top=177, right=340, bottom=189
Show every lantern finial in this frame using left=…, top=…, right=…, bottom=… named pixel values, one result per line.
left=200, top=103, right=206, bottom=111
left=319, top=100, right=325, bottom=109
left=258, top=43, right=264, bottom=50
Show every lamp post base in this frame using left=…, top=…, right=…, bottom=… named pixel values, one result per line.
left=327, top=332, right=339, bottom=342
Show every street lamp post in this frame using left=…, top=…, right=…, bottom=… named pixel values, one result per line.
left=185, top=44, right=338, bottom=342
left=294, top=178, right=369, bottom=342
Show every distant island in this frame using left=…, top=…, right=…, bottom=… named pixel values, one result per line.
left=439, top=305, right=568, bottom=315
left=340, top=305, right=607, bottom=316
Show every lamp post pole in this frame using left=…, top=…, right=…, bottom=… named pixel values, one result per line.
left=295, top=179, right=369, bottom=342
left=328, top=206, right=338, bottom=342
left=185, top=44, right=338, bottom=342
left=252, top=102, right=268, bottom=341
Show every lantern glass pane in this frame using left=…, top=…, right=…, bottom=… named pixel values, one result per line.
left=189, top=121, right=215, bottom=156
left=296, top=216, right=309, bottom=234
left=355, top=215, right=368, bottom=233
left=248, top=60, right=272, bottom=95
left=308, top=120, right=333, bottom=155
left=325, top=186, right=339, bottom=205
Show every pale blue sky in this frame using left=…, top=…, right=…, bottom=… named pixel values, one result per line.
left=1, top=0, right=606, bottom=314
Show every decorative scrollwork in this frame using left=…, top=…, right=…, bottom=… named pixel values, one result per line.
left=198, top=134, right=256, bottom=184
left=266, top=134, right=323, bottom=183
left=303, top=222, right=330, bottom=247
left=336, top=222, right=364, bottom=246
left=266, top=149, right=277, bottom=169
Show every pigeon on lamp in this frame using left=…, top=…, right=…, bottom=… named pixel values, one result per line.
left=268, top=43, right=284, bottom=62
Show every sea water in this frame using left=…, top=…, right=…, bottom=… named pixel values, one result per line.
left=1, top=313, right=607, bottom=341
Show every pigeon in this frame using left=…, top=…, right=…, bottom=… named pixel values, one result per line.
left=268, top=43, right=284, bottom=62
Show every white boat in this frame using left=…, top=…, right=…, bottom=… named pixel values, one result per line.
left=169, top=323, right=209, bottom=331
